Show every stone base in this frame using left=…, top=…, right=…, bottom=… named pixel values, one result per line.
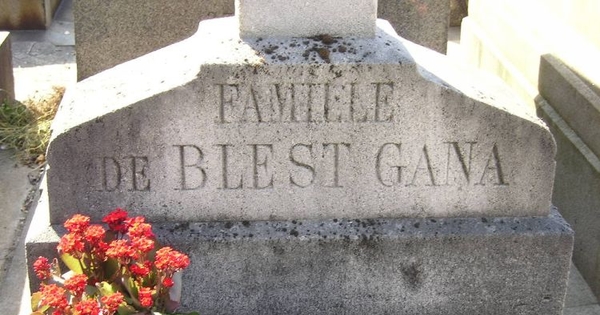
left=27, top=185, right=573, bottom=314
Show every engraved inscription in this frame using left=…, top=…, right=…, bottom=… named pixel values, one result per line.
left=97, top=156, right=150, bottom=192
left=95, top=142, right=508, bottom=193
left=217, top=82, right=396, bottom=124
left=375, top=142, right=508, bottom=187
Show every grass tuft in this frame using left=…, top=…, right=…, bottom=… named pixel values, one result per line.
left=0, top=86, right=64, bottom=165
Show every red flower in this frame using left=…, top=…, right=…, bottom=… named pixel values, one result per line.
left=33, top=256, right=52, bottom=281
left=102, top=208, right=129, bottom=234
left=138, top=286, right=154, bottom=308
left=64, top=214, right=91, bottom=234
left=127, top=222, right=154, bottom=239
left=130, top=262, right=151, bottom=277
left=106, top=240, right=137, bottom=262
left=58, top=233, right=85, bottom=257
left=73, top=298, right=100, bottom=315
left=84, top=224, right=106, bottom=245
left=155, top=247, right=190, bottom=271
left=100, top=291, right=124, bottom=313
left=64, top=274, right=88, bottom=297
left=40, top=284, right=68, bottom=310
left=131, top=236, right=154, bottom=253
left=162, top=277, right=174, bottom=288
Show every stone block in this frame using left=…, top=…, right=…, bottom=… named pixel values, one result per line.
left=538, top=96, right=600, bottom=300
left=0, top=32, right=14, bottom=102
left=378, top=0, right=450, bottom=53
left=539, top=54, right=600, bottom=158
left=237, top=0, right=377, bottom=38
left=0, top=0, right=62, bottom=30
left=26, top=184, right=574, bottom=314
left=47, top=18, right=555, bottom=224
left=73, top=0, right=235, bottom=80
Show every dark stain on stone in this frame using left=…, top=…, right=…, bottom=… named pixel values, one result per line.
left=413, top=222, right=420, bottom=228
left=290, top=229, right=299, bottom=237
left=481, top=217, right=488, bottom=223
left=242, top=221, right=250, bottom=227
left=224, top=222, right=233, bottom=229
left=401, top=261, right=423, bottom=289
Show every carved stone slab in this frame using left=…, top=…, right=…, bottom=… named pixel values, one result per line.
left=47, top=18, right=555, bottom=223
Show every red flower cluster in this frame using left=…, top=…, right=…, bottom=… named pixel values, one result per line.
left=155, top=247, right=191, bottom=272
left=100, top=292, right=124, bottom=313
left=33, top=256, right=52, bottom=281
left=64, top=274, right=88, bottom=297
left=31, top=209, right=191, bottom=315
left=138, top=287, right=154, bottom=308
left=73, top=298, right=100, bottom=315
left=102, top=208, right=128, bottom=234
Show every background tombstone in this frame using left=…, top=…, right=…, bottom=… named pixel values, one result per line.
left=0, top=32, right=14, bottom=101
left=74, top=0, right=451, bottom=80
left=28, top=0, right=573, bottom=313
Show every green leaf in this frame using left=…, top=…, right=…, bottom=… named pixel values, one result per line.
left=59, top=253, right=84, bottom=274
left=96, top=281, right=119, bottom=296
left=30, top=292, right=42, bottom=311
left=117, top=304, right=137, bottom=315
left=103, top=257, right=120, bottom=279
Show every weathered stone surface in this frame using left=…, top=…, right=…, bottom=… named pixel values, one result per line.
left=538, top=96, right=600, bottom=300
left=0, top=32, right=14, bottom=101
left=539, top=54, right=600, bottom=158
left=47, top=18, right=555, bottom=224
left=27, top=185, right=574, bottom=314
left=0, top=0, right=62, bottom=30
left=73, top=0, right=235, bottom=80
left=238, top=0, right=377, bottom=38
left=378, top=0, right=450, bottom=53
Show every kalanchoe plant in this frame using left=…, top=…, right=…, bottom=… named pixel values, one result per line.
left=30, top=208, right=198, bottom=315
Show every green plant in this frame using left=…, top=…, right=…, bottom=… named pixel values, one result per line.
left=0, top=86, right=63, bottom=165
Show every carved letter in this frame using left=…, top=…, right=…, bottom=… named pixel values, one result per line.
left=251, top=144, right=274, bottom=189
left=323, top=143, right=351, bottom=188
left=242, top=86, right=263, bottom=122
left=477, top=144, right=508, bottom=186
left=376, top=143, right=406, bottom=187
left=218, top=84, right=239, bottom=123
left=128, top=156, right=150, bottom=191
left=408, top=145, right=437, bottom=186
left=174, top=145, right=207, bottom=190
left=374, top=82, right=395, bottom=122
left=289, top=143, right=316, bottom=188
left=444, top=142, right=475, bottom=185
left=217, top=144, right=243, bottom=189
left=101, top=157, right=121, bottom=191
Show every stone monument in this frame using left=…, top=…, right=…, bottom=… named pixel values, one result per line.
left=28, top=0, right=573, bottom=314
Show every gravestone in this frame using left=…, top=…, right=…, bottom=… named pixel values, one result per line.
left=0, top=32, right=14, bottom=101
left=28, top=0, right=573, bottom=314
